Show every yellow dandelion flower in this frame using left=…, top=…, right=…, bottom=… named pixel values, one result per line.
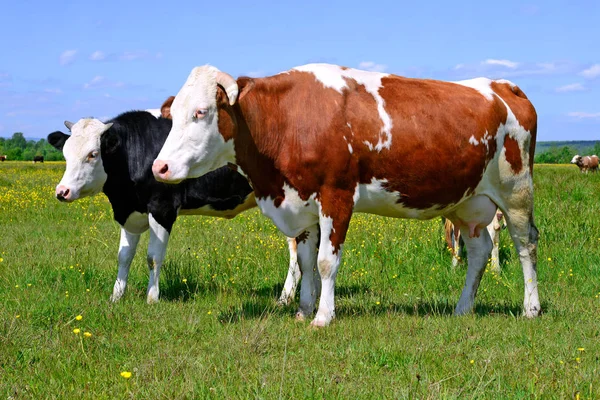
left=376, top=301, right=380, bottom=305
left=578, top=347, right=585, bottom=352
left=182, top=278, right=187, bottom=283
left=84, top=332, right=92, bottom=338
left=15, top=285, right=19, bottom=288
left=75, top=315, right=83, bottom=321
left=547, top=257, right=552, bottom=261
left=575, top=357, right=581, bottom=363
left=15, top=315, right=20, bottom=319
left=120, top=371, right=132, bottom=379
left=73, top=328, right=81, bottom=334
left=470, top=360, right=475, bottom=364
left=207, top=311, right=212, bottom=315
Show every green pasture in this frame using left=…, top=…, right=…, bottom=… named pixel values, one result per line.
left=0, top=162, right=599, bottom=398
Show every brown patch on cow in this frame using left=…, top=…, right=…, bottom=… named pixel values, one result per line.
left=374, top=77, right=507, bottom=209
left=491, top=81, right=537, bottom=173
left=503, top=136, right=523, bottom=174
left=161, top=96, right=175, bottom=119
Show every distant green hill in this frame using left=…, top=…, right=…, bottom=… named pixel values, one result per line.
left=535, top=140, right=599, bottom=156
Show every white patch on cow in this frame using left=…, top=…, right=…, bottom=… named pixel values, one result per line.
left=347, top=143, right=353, bottom=154
left=256, top=183, right=319, bottom=238
left=495, top=79, right=517, bottom=89
left=469, top=135, right=479, bottom=146
left=123, top=212, right=149, bottom=234
left=154, top=65, right=235, bottom=182
left=453, top=77, right=495, bottom=101
left=145, top=108, right=161, bottom=118
left=57, top=118, right=112, bottom=200
left=293, top=64, right=393, bottom=152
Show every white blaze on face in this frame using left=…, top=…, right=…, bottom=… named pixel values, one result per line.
left=570, top=155, right=580, bottom=164
left=154, top=65, right=235, bottom=182
left=58, top=118, right=110, bottom=200
left=293, top=64, right=393, bottom=152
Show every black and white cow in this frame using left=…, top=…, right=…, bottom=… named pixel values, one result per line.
left=48, top=111, right=301, bottom=304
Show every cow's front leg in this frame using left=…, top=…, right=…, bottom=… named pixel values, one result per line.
left=146, top=213, right=171, bottom=304
left=111, top=227, right=142, bottom=302
left=311, top=199, right=352, bottom=327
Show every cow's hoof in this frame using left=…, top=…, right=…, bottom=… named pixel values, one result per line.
left=523, top=306, right=541, bottom=318
left=295, top=311, right=307, bottom=322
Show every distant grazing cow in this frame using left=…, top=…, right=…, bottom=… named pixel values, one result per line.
left=33, top=155, right=44, bottom=163
left=152, top=64, right=540, bottom=327
left=0, top=155, right=6, bottom=162
left=48, top=109, right=301, bottom=304
left=445, top=211, right=505, bottom=272
left=571, top=154, right=599, bottom=173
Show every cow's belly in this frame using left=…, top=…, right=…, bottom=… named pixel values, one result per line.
left=256, top=185, right=319, bottom=238
left=353, top=179, right=453, bottom=219
left=179, top=193, right=257, bottom=219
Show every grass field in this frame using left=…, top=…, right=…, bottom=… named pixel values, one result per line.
left=1, top=161, right=599, bottom=399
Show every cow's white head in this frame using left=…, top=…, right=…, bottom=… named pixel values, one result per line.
left=48, top=119, right=113, bottom=202
left=570, top=155, right=582, bottom=165
left=152, top=65, right=239, bottom=183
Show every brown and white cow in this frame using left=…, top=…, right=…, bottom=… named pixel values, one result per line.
left=445, top=211, right=505, bottom=272
left=571, top=154, right=599, bottom=173
left=0, top=155, right=6, bottom=162
left=152, top=64, right=540, bottom=327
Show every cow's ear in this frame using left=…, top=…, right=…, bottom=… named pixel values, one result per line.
left=161, top=96, right=175, bottom=119
left=237, top=77, right=255, bottom=102
left=102, top=130, right=121, bottom=154
left=47, top=131, right=70, bottom=150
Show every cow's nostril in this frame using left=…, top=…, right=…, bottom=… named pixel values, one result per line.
left=63, top=188, right=70, bottom=197
left=159, top=164, right=168, bottom=174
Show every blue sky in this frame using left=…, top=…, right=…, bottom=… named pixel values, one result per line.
left=1, top=0, right=599, bottom=141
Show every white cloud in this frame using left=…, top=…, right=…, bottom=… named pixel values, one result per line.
left=59, top=50, right=77, bottom=66
left=482, top=59, right=519, bottom=69
left=580, top=64, right=600, bottom=79
left=90, top=51, right=106, bottom=61
left=83, top=76, right=125, bottom=90
left=358, top=61, right=387, bottom=72
left=567, top=111, right=600, bottom=120
left=556, top=83, right=585, bottom=93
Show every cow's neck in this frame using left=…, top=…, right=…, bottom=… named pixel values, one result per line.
left=233, top=85, right=286, bottom=200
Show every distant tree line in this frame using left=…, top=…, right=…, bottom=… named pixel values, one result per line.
left=0, top=131, right=598, bottom=164
left=534, top=142, right=600, bottom=164
left=0, top=133, right=64, bottom=161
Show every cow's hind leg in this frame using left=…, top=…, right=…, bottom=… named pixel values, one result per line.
left=111, top=227, right=142, bottom=302
left=146, top=213, right=171, bottom=304
left=295, top=225, right=320, bottom=320
left=455, top=227, right=493, bottom=315
left=503, top=209, right=540, bottom=317
left=278, top=236, right=301, bottom=305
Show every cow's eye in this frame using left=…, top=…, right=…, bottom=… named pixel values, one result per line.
left=194, top=109, right=208, bottom=119
left=88, top=151, right=99, bottom=160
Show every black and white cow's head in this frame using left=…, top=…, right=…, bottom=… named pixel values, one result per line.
left=48, top=119, right=114, bottom=202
